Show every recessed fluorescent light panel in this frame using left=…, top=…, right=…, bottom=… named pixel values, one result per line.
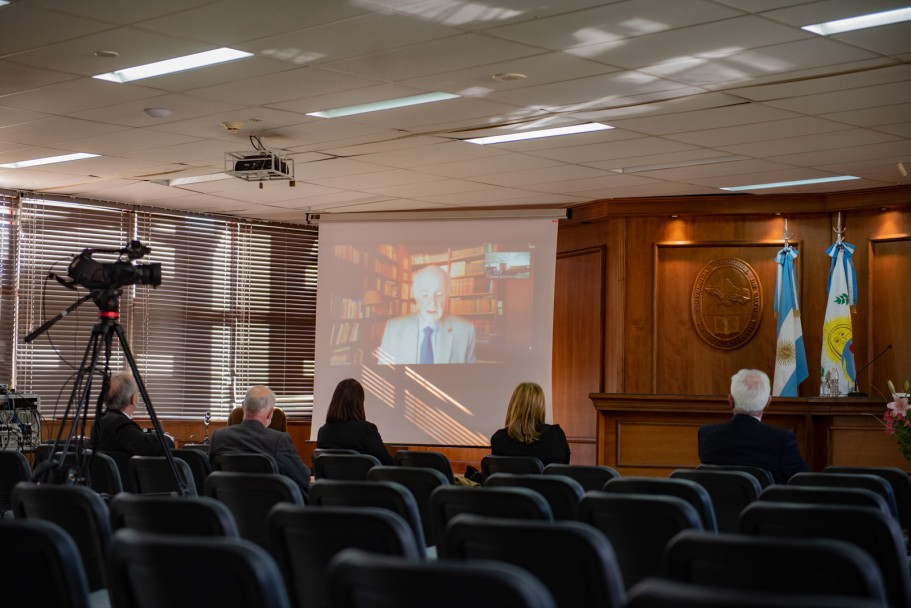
left=307, top=92, right=460, bottom=118
left=94, top=47, right=253, bottom=83
left=720, top=175, right=859, bottom=192
left=802, top=7, right=911, bottom=35
left=465, top=123, right=613, bottom=145
left=0, top=152, right=100, bottom=169
left=169, top=173, right=232, bottom=187
left=0, top=1, right=10, bottom=7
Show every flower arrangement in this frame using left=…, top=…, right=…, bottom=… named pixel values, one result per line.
left=884, top=380, right=911, bottom=461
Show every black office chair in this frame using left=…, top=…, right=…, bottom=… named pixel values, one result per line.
left=0, top=450, right=31, bottom=515
left=578, top=492, right=703, bottom=589
left=367, top=465, right=451, bottom=548
left=698, top=463, right=775, bottom=489
left=308, top=479, right=427, bottom=555
left=97, top=450, right=134, bottom=492
left=393, top=450, right=455, bottom=483
left=670, top=468, right=761, bottom=533
left=826, top=466, right=911, bottom=532
left=203, top=471, right=304, bottom=549
left=739, top=502, right=911, bottom=608
left=212, top=451, right=280, bottom=474
left=429, top=485, right=553, bottom=554
left=664, top=529, right=888, bottom=603
left=268, top=504, right=423, bottom=608
left=789, top=471, right=900, bottom=523
left=329, top=548, right=558, bottom=608
left=484, top=472, right=584, bottom=520
left=53, top=450, right=123, bottom=496
left=480, top=454, right=544, bottom=480
left=627, top=578, right=886, bottom=608
left=172, top=447, right=212, bottom=495
left=12, top=482, right=112, bottom=592
left=108, top=528, right=292, bottom=608
left=603, top=476, right=718, bottom=532
left=109, top=493, right=239, bottom=537
left=313, top=453, right=381, bottom=480
left=128, top=455, right=198, bottom=496
left=311, top=447, right=359, bottom=468
left=441, top=514, right=626, bottom=608
left=759, top=484, right=892, bottom=516
left=542, top=463, right=620, bottom=492
left=0, top=518, right=100, bottom=608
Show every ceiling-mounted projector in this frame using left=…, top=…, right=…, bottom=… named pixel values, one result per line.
left=225, top=149, right=294, bottom=182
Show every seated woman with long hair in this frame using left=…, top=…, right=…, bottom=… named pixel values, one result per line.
left=316, top=378, right=393, bottom=465
left=490, top=382, right=570, bottom=465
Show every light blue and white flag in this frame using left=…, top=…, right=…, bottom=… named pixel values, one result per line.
left=773, top=245, right=808, bottom=396
left=821, top=239, right=857, bottom=395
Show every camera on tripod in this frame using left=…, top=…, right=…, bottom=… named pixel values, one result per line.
left=67, top=240, right=162, bottom=290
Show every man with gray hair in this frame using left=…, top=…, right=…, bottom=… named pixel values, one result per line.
left=697, top=368, right=808, bottom=483
left=209, top=385, right=310, bottom=494
left=91, top=370, right=173, bottom=455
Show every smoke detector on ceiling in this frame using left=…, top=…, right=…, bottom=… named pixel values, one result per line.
left=221, top=121, right=243, bottom=134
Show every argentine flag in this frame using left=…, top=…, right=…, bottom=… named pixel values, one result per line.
left=821, top=240, right=857, bottom=396
left=773, top=246, right=808, bottom=397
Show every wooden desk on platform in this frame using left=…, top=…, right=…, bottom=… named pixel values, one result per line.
left=591, top=394, right=907, bottom=477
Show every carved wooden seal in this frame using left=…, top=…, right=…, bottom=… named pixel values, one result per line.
left=691, top=258, right=762, bottom=350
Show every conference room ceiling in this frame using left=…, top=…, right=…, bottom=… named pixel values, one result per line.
left=0, top=0, right=909, bottom=223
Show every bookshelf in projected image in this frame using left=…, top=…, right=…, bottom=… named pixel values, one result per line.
left=328, top=244, right=500, bottom=365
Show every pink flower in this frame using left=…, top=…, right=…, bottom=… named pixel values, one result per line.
left=888, top=393, right=910, bottom=417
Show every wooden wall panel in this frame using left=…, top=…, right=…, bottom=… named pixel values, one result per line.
left=870, top=234, right=911, bottom=396
left=552, top=247, right=605, bottom=464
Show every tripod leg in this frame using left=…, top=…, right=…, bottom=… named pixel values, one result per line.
left=112, top=322, right=191, bottom=497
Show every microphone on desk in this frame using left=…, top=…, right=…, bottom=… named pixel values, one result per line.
left=848, top=344, right=892, bottom=397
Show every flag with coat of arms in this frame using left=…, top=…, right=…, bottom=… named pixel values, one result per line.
left=772, top=244, right=808, bottom=396
left=820, top=238, right=857, bottom=396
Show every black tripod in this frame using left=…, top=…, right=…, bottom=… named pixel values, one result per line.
left=26, top=287, right=190, bottom=496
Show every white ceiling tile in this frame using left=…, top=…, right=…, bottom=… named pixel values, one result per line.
left=0, top=3, right=111, bottom=56
left=56, top=129, right=204, bottom=156
left=728, top=64, right=911, bottom=101
left=526, top=135, right=696, bottom=164
left=762, top=81, right=911, bottom=115
left=344, top=140, right=505, bottom=170
left=30, top=0, right=220, bottom=24
left=823, top=103, right=911, bottom=127
left=68, top=94, right=246, bottom=129
left=718, top=128, right=902, bottom=157
left=664, top=116, right=847, bottom=147
left=470, top=163, right=610, bottom=187
left=364, top=0, right=611, bottom=30
left=768, top=140, right=911, bottom=167
left=0, top=60, right=78, bottom=96
left=0, top=106, right=51, bottom=128
left=609, top=102, right=800, bottom=135
left=0, top=117, right=127, bottom=146
left=0, top=79, right=165, bottom=115
left=416, top=153, right=563, bottom=178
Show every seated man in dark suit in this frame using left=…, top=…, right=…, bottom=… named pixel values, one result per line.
left=698, top=368, right=809, bottom=484
left=91, top=370, right=173, bottom=455
left=209, top=385, right=310, bottom=494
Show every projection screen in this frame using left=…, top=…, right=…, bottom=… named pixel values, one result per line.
left=311, top=214, right=559, bottom=446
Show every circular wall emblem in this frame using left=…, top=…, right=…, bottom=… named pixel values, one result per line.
left=691, top=258, right=762, bottom=350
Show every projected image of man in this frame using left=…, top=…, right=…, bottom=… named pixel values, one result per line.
left=377, top=265, right=475, bottom=364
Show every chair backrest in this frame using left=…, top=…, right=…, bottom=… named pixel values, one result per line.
left=429, top=485, right=553, bottom=553
left=627, top=578, right=886, bottom=608
left=481, top=454, right=544, bottom=480
left=790, top=471, right=900, bottom=522
left=313, top=453, right=381, bottom=480
left=203, top=471, right=304, bottom=549
left=698, top=463, right=775, bottom=489
left=98, top=450, right=135, bottom=492
left=110, top=493, right=239, bottom=537
left=542, top=463, right=620, bottom=492
left=228, top=406, right=288, bottom=432
left=128, top=455, right=198, bottom=496
left=308, top=479, right=427, bottom=553
left=367, top=465, right=451, bottom=547
left=670, top=468, right=761, bottom=533
left=577, top=492, right=703, bottom=590
left=759, top=485, right=892, bottom=516
left=55, top=450, right=123, bottom=496
left=172, top=448, right=213, bottom=496
left=825, top=466, right=911, bottom=532
left=0, top=450, right=31, bottom=512
left=393, top=450, right=455, bottom=483
left=0, top=519, right=93, bottom=608
left=268, top=504, right=423, bottom=608
left=212, top=451, right=280, bottom=474
left=311, top=447, right=359, bottom=467
left=12, top=482, right=112, bottom=591
left=485, top=473, right=584, bottom=520
left=108, top=528, right=292, bottom=608
left=603, top=476, right=718, bottom=532
left=441, top=514, right=626, bottom=608
left=664, top=529, right=888, bottom=603
left=328, top=548, right=558, bottom=608
left=739, top=502, right=911, bottom=608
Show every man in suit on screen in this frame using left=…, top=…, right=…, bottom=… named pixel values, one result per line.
left=698, top=368, right=809, bottom=484
left=377, top=265, right=475, bottom=365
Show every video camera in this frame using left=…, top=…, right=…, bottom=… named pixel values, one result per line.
left=67, top=240, right=162, bottom=290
